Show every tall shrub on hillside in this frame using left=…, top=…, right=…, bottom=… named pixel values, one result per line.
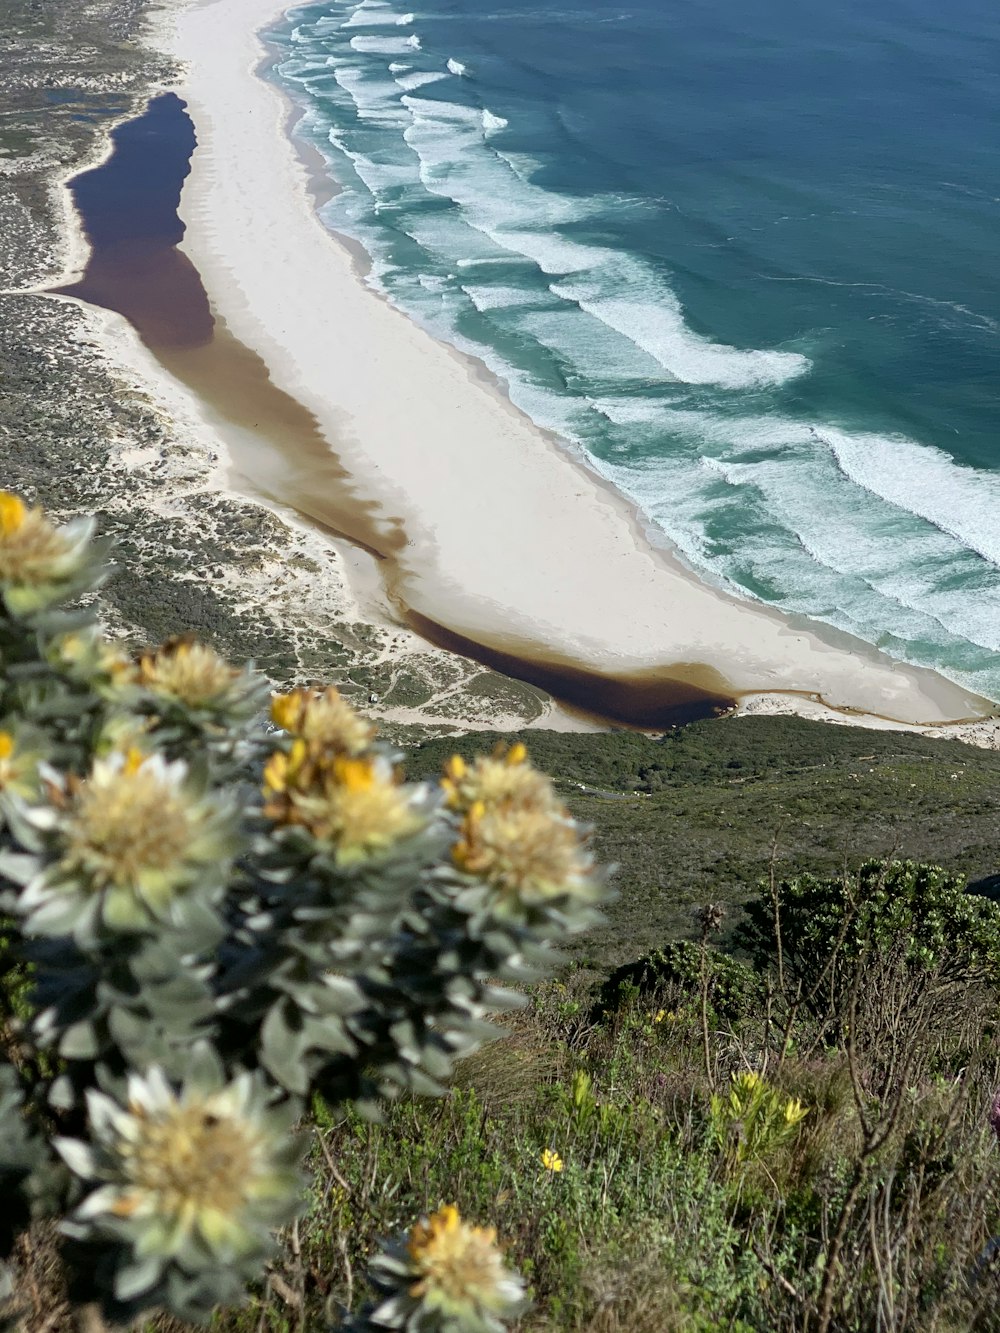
left=0, top=492, right=609, bottom=1329
left=739, top=858, right=1000, bottom=1021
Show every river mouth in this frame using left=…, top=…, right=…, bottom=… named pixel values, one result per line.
left=52, top=90, right=737, bottom=728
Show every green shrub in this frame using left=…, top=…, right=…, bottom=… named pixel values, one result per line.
left=592, top=940, right=763, bottom=1026
left=708, top=1070, right=808, bottom=1168
left=738, top=858, right=1000, bottom=1013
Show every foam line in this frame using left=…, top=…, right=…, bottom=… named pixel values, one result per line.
left=551, top=272, right=810, bottom=389
left=394, top=70, right=449, bottom=91
left=349, top=34, right=420, bottom=53
left=825, top=429, right=1000, bottom=568
left=344, top=7, right=411, bottom=26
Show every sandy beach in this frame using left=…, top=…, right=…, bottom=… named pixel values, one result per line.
left=99, top=0, right=991, bottom=729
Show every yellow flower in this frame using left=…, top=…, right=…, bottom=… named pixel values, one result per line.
left=783, top=1097, right=809, bottom=1127
left=540, top=1148, right=564, bottom=1173
left=115, top=1098, right=265, bottom=1232
left=318, top=756, right=424, bottom=861
left=63, top=752, right=199, bottom=894
left=653, top=1009, right=674, bottom=1025
left=263, top=749, right=425, bottom=863
left=48, top=628, right=136, bottom=694
left=452, top=802, right=596, bottom=905
left=270, top=686, right=375, bottom=756
left=0, top=726, right=44, bottom=800
left=93, top=711, right=153, bottom=759
left=262, top=743, right=299, bottom=798
left=0, top=492, right=25, bottom=534
left=441, top=742, right=560, bottom=817
left=0, top=491, right=97, bottom=613
left=138, top=638, right=243, bottom=709
left=733, top=1071, right=764, bottom=1097
left=404, top=1204, right=525, bottom=1323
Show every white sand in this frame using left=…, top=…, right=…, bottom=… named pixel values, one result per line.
left=145, top=0, right=990, bottom=727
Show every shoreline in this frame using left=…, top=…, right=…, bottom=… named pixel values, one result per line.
left=54, top=0, right=997, bottom=733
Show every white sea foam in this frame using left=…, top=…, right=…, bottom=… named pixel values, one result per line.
left=281, top=53, right=343, bottom=80
left=588, top=396, right=675, bottom=427
left=417, top=273, right=451, bottom=293
left=345, top=7, right=410, bottom=25
left=332, top=66, right=411, bottom=126
left=460, top=283, right=546, bottom=312
left=327, top=132, right=417, bottom=195
left=824, top=429, right=1000, bottom=568
left=397, top=95, right=809, bottom=388
left=551, top=268, right=810, bottom=389
left=699, top=450, right=1000, bottom=651
left=447, top=58, right=467, bottom=76
left=599, top=441, right=996, bottom=662
left=482, top=109, right=508, bottom=136
left=399, top=209, right=516, bottom=269
left=349, top=34, right=420, bottom=53
left=492, top=148, right=542, bottom=185
left=518, top=309, right=666, bottom=382
left=561, top=396, right=1000, bottom=669
left=401, top=98, right=592, bottom=234
left=455, top=256, right=521, bottom=268
left=607, top=407, right=1000, bottom=650
left=394, top=70, right=449, bottom=90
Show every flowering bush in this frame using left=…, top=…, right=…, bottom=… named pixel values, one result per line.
left=708, top=1070, right=808, bottom=1168
left=0, top=493, right=609, bottom=1328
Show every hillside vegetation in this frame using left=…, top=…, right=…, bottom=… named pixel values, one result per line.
left=1, top=496, right=999, bottom=1333
left=409, top=721, right=1000, bottom=961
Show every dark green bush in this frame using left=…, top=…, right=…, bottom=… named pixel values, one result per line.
left=591, top=939, right=763, bottom=1025
left=738, top=857, right=1000, bottom=1013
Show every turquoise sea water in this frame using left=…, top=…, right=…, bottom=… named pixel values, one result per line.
left=265, top=0, right=1000, bottom=701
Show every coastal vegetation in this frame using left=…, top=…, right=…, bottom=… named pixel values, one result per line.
left=1, top=498, right=999, bottom=1333
left=3, top=3, right=999, bottom=1330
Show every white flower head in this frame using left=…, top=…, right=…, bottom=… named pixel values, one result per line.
left=20, top=749, right=238, bottom=940
left=0, top=491, right=101, bottom=614
left=56, top=1052, right=303, bottom=1302
left=368, top=1204, right=528, bottom=1333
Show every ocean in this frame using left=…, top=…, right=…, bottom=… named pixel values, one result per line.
left=265, top=0, right=1000, bottom=703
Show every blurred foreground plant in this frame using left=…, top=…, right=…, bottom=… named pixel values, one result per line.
left=0, top=493, right=610, bottom=1329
